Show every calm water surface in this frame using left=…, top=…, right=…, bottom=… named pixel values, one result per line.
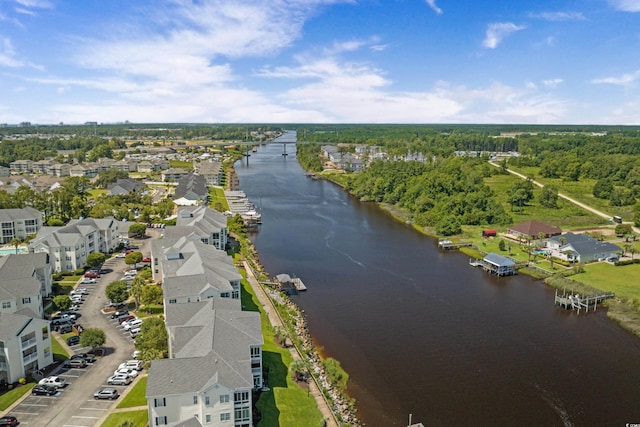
left=235, top=143, right=640, bottom=427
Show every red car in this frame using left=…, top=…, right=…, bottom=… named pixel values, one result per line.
left=84, top=271, right=100, bottom=278
left=122, top=249, right=134, bottom=254
left=142, top=257, right=151, bottom=263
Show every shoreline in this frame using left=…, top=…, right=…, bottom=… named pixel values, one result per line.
left=316, top=171, right=640, bottom=340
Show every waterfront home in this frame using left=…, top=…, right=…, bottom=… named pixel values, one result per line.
left=546, top=233, right=621, bottom=263
left=507, top=220, right=561, bottom=241
left=174, top=173, right=208, bottom=205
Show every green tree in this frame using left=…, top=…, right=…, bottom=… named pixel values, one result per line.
left=47, top=217, right=64, bottom=226
left=141, top=285, right=163, bottom=309
left=593, top=178, right=613, bottom=199
left=615, top=223, right=632, bottom=237
left=125, top=251, right=143, bottom=266
left=323, top=357, right=349, bottom=392
left=128, top=222, right=146, bottom=238
left=105, top=280, right=129, bottom=304
left=79, top=328, right=106, bottom=349
left=86, top=252, right=107, bottom=269
left=634, top=202, right=640, bottom=227
left=53, top=295, right=72, bottom=311
left=539, top=185, right=559, bottom=208
left=498, top=239, right=506, bottom=251
left=129, top=277, right=145, bottom=311
left=135, top=317, right=168, bottom=358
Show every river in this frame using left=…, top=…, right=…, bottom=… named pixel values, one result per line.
left=235, top=141, right=640, bottom=427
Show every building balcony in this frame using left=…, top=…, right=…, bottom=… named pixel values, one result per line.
left=0, top=361, right=7, bottom=370
left=23, top=352, right=38, bottom=364
left=21, top=338, right=37, bottom=350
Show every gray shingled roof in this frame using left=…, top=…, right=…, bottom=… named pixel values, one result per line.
left=549, top=232, right=621, bottom=256
left=484, top=252, right=515, bottom=267
left=0, top=312, right=33, bottom=340
left=146, top=351, right=252, bottom=397
left=0, top=254, right=42, bottom=299
left=0, top=207, right=41, bottom=222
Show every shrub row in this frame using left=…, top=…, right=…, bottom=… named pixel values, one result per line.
left=614, top=258, right=640, bottom=266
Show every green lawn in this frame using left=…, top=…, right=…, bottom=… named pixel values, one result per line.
left=240, top=281, right=324, bottom=427
left=0, top=383, right=35, bottom=411
left=88, top=189, right=108, bottom=199
left=100, top=409, right=147, bottom=427
left=169, top=160, right=194, bottom=170
left=117, top=377, right=147, bottom=408
left=572, top=263, right=640, bottom=301
left=208, top=186, right=229, bottom=211
left=52, top=335, right=71, bottom=361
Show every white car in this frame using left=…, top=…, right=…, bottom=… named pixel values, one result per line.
left=38, top=375, right=67, bottom=388
left=115, top=253, right=126, bottom=258
left=132, top=350, right=141, bottom=359
left=123, top=319, right=143, bottom=331
left=119, top=359, right=143, bottom=371
left=114, top=368, right=138, bottom=378
left=79, top=277, right=96, bottom=284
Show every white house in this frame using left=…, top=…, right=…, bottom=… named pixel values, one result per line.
left=546, top=232, right=621, bottom=263
left=0, top=253, right=52, bottom=317
left=0, top=312, right=53, bottom=383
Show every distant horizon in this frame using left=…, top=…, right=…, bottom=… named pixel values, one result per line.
left=1, top=1, right=639, bottom=125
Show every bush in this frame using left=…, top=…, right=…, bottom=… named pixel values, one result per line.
left=53, top=273, right=63, bottom=281
left=74, top=268, right=85, bottom=275
left=60, top=270, right=73, bottom=277
left=614, top=259, right=640, bottom=266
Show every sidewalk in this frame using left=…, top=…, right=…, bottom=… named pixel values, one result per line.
left=243, top=260, right=338, bottom=427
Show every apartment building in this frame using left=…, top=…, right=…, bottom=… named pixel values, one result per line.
left=146, top=298, right=262, bottom=427
left=0, top=207, right=43, bottom=244
left=163, top=206, right=228, bottom=251
left=29, top=217, right=122, bottom=272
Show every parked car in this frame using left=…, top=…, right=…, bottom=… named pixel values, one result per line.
left=0, top=416, right=19, bottom=426
left=115, top=252, right=126, bottom=258
left=129, top=327, right=141, bottom=338
left=71, top=288, right=89, bottom=295
left=107, top=301, right=127, bottom=308
left=118, top=315, right=136, bottom=324
left=52, top=315, right=75, bottom=325
left=119, top=360, right=143, bottom=371
left=132, top=350, right=141, bottom=359
left=71, top=352, right=96, bottom=363
left=58, top=324, right=73, bottom=334
left=79, top=277, right=96, bottom=284
left=32, top=384, right=57, bottom=396
left=142, top=257, right=151, bottom=263
left=38, top=376, right=66, bottom=388
left=123, top=319, right=143, bottom=331
left=83, top=271, right=100, bottom=278
left=114, top=368, right=138, bottom=378
left=69, top=304, right=81, bottom=311
left=66, top=335, right=81, bottom=346
left=107, top=374, right=131, bottom=386
left=93, top=388, right=119, bottom=400
left=65, top=357, right=87, bottom=368
left=110, top=310, right=129, bottom=319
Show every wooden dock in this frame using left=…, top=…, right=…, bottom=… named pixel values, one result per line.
left=554, top=289, right=614, bottom=313
left=292, top=277, right=307, bottom=291
left=438, top=239, right=472, bottom=250
left=274, top=273, right=307, bottom=292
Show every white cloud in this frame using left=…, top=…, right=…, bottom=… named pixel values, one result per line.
left=0, top=37, right=25, bottom=67
left=607, top=0, right=640, bottom=12
left=14, top=0, right=53, bottom=8
left=482, top=23, right=526, bottom=49
left=425, top=0, right=443, bottom=15
left=529, top=11, right=585, bottom=21
left=591, top=70, right=640, bottom=85
left=543, top=78, right=563, bottom=88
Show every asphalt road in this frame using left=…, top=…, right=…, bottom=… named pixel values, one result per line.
left=8, top=234, right=156, bottom=427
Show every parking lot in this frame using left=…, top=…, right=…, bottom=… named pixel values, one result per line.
left=4, top=238, right=154, bottom=427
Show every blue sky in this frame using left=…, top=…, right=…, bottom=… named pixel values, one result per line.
left=1, top=0, right=640, bottom=124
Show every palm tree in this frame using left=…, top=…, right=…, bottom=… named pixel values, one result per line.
left=631, top=247, right=637, bottom=260
left=9, top=237, right=22, bottom=254
left=129, top=277, right=145, bottom=311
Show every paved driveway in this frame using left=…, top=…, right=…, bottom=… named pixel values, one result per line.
left=7, top=255, right=141, bottom=426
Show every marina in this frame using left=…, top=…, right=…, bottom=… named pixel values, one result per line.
left=224, top=190, right=262, bottom=225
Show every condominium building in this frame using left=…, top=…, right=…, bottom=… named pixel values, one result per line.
left=0, top=207, right=43, bottom=244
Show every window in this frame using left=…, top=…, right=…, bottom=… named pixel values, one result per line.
left=220, top=413, right=230, bottom=422
left=234, top=391, right=249, bottom=403
left=154, top=398, right=166, bottom=407
left=251, top=347, right=260, bottom=357
left=205, top=396, right=210, bottom=405
left=193, top=395, right=198, bottom=405
left=205, top=415, right=211, bottom=424
left=42, top=326, right=49, bottom=339
left=169, top=299, right=177, bottom=304
left=234, top=408, right=250, bottom=421
left=2, top=302, right=11, bottom=309
left=155, top=416, right=167, bottom=426
left=22, top=297, right=31, bottom=304
left=44, top=346, right=50, bottom=357
left=220, top=394, right=229, bottom=404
